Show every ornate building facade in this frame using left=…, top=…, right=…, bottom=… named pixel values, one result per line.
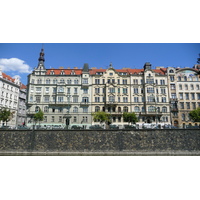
left=26, top=49, right=200, bottom=129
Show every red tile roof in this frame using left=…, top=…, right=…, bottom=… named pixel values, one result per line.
left=20, top=83, right=27, bottom=89
left=46, top=69, right=82, bottom=75
left=2, top=72, right=15, bottom=82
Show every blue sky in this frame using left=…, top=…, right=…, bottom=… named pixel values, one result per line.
left=0, top=43, right=199, bottom=85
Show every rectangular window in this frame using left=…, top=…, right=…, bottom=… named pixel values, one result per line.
left=118, top=97, right=120, bottom=102
left=83, top=107, right=88, bottom=113
left=197, top=93, right=200, bottom=100
left=134, top=97, right=139, bottom=102
left=58, top=116, right=62, bottom=122
left=123, top=88, right=128, bottom=94
left=36, top=87, right=41, bottom=93
left=73, top=96, right=78, bottom=103
left=146, top=79, right=154, bottom=84
left=74, top=88, right=78, bottom=94
left=185, top=93, right=189, bottom=100
left=95, top=88, right=100, bottom=93
left=51, top=116, right=55, bottom=122
left=186, top=102, right=190, bottom=109
left=191, top=93, right=195, bottom=100
left=160, top=80, right=165, bottom=85
left=95, top=79, right=100, bottom=84
left=122, top=79, right=127, bottom=84
left=109, top=88, right=115, bottom=93
left=147, top=87, right=154, bottom=93
left=58, top=96, right=64, bottom=102
left=170, top=84, right=176, bottom=90
left=53, top=87, right=56, bottom=94
left=162, top=97, right=166, bottom=103
left=123, top=97, right=128, bottom=102
left=170, top=76, right=174, bottom=82
left=83, top=88, right=88, bottom=94
left=134, top=88, right=138, bottom=93
left=82, top=78, right=88, bottom=84
left=44, top=96, right=49, bottom=102
left=147, top=96, right=155, bottom=102
left=180, top=102, right=184, bottom=109
left=82, top=97, right=89, bottom=103
left=102, top=79, right=105, bottom=84
left=67, top=88, right=71, bottom=94
left=44, top=116, right=47, bottom=122
left=192, top=102, right=196, bottom=109
left=45, top=87, right=49, bottom=93
left=179, top=93, right=183, bottom=100
left=95, top=97, right=100, bottom=102
left=36, top=96, right=41, bottom=103
left=117, top=79, right=120, bottom=84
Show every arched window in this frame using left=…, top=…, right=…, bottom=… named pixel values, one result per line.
left=184, top=76, right=187, bottom=81
left=37, top=79, right=42, bottom=84
left=169, top=69, right=174, bottom=73
left=196, top=84, right=200, bottom=90
left=46, top=79, right=50, bottom=84
left=190, top=84, right=194, bottom=90
left=60, top=79, right=65, bottom=84
left=95, top=106, right=100, bottom=112
left=74, top=79, right=79, bottom=84
left=189, top=76, right=192, bottom=81
left=73, top=107, right=78, bottom=113
left=35, top=106, right=40, bottom=113
left=162, top=107, right=167, bottom=113
left=53, top=79, right=57, bottom=84
left=134, top=106, right=140, bottom=112
left=67, top=79, right=72, bottom=84
left=148, top=106, right=155, bottom=113
left=44, top=106, right=49, bottom=113
left=123, top=106, right=128, bottom=112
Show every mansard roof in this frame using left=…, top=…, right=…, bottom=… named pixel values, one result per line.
left=2, top=72, right=15, bottom=82
left=46, top=69, right=82, bottom=75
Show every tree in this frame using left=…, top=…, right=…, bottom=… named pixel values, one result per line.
left=123, top=112, right=138, bottom=124
left=0, top=108, right=14, bottom=126
left=189, top=107, right=200, bottom=122
left=33, top=108, right=44, bottom=126
left=92, top=111, right=111, bottom=125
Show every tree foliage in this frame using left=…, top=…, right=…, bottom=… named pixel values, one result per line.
left=92, top=111, right=110, bottom=124
left=189, top=107, right=200, bottom=122
left=33, top=108, right=44, bottom=124
left=0, top=108, right=14, bottom=126
left=123, top=112, right=138, bottom=124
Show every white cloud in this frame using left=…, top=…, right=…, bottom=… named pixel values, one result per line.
left=0, top=58, right=32, bottom=73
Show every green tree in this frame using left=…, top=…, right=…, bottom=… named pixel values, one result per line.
left=92, top=111, right=110, bottom=125
left=0, top=108, right=14, bottom=126
left=189, top=107, right=200, bottom=122
left=123, top=112, right=138, bottom=124
left=33, top=108, right=44, bottom=126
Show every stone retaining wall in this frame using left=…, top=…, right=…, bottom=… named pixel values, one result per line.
left=0, top=129, right=200, bottom=155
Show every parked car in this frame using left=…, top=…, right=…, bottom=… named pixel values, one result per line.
left=89, top=125, right=104, bottom=130
left=52, top=125, right=64, bottom=130
left=0, top=126, right=11, bottom=130
left=17, top=125, right=30, bottom=130
left=109, top=124, right=119, bottom=129
left=71, top=125, right=83, bottom=130
left=124, top=125, right=137, bottom=129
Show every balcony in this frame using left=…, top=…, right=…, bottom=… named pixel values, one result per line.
left=170, top=98, right=178, bottom=102
left=106, top=101, right=118, bottom=105
left=80, top=101, right=89, bottom=106
left=49, top=101, right=72, bottom=105
left=171, top=108, right=178, bottom=112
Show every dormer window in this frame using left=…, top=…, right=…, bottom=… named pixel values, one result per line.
left=71, top=70, right=76, bottom=75
left=96, top=72, right=103, bottom=75
left=60, top=70, right=65, bottom=75
left=50, top=70, right=54, bottom=75
left=169, top=69, right=174, bottom=73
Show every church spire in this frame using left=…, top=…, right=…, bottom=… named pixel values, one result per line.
left=37, top=48, right=45, bottom=69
